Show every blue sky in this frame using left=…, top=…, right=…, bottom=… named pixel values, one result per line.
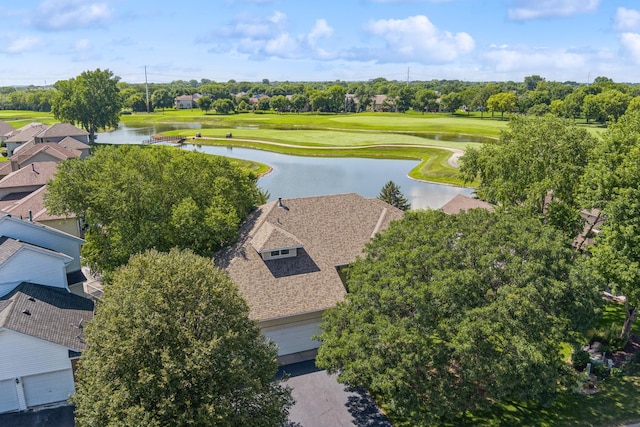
left=1, top=0, right=640, bottom=86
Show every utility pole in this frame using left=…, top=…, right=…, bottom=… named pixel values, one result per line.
left=407, top=67, right=410, bottom=86
left=145, top=66, right=150, bottom=113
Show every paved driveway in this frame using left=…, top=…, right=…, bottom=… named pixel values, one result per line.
left=278, top=360, right=392, bottom=427
left=0, top=405, right=74, bottom=427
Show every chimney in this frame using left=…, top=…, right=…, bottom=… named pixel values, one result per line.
left=10, top=160, right=18, bottom=172
left=277, top=197, right=284, bottom=208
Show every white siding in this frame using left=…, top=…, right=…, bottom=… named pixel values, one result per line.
left=262, top=319, right=322, bottom=356
left=0, top=379, right=20, bottom=413
left=0, top=330, right=73, bottom=380
left=0, top=249, right=68, bottom=291
left=0, top=217, right=83, bottom=272
left=23, top=369, right=74, bottom=407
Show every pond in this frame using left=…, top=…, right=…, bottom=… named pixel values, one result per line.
left=98, top=123, right=474, bottom=210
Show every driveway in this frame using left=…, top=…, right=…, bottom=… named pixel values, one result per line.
left=0, top=405, right=74, bottom=427
left=278, top=360, right=392, bottom=427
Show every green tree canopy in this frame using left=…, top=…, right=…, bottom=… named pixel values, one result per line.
left=377, top=180, right=410, bottom=211
left=486, top=92, right=517, bottom=119
left=51, top=68, right=122, bottom=143
left=460, top=115, right=597, bottom=235
left=581, top=111, right=640, bottom=339
left=197, top=95, right=212, bottom=113
left=45, top=145, right=265, bottom=273
left=151, top=88, right=173, bottom=111
left=72, top=248, right=293, bottom=427
left=316, top=209, right=599, bottom=425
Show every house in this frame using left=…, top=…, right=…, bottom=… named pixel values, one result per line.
left=4, top=122, right=89, bottom=157
left=0, top=162, right=58, bottom=203
left=174, top=93, right=202, bottom=109
left=0, top=283, right=94, bottom=413
left=440, top=194, right=494, bottom=215
left=216, top=193, right=403, bottom=364
left=0, top=214, right=85, bottom=294
left=0, top=120, right=15, bottom=143
left=11, top=143, right=81, bottom=168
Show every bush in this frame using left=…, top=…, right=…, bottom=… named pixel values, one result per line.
left=572, top=349, right=591, bottom=371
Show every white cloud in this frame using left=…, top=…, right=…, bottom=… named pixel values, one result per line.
left=508, top=0, right=600, bottom=21
left=620, top=32, right=640, bottom=63
left=482, top=45, right=587, bottom=74
left=364, top=15, right=474, bottom=62
left=308, top=19, right=333, bottom=45
left=34, top=0, right=113, bottom=30
left=73, top=39, right=91, bottom=52
left=613, top=8, right=640, bottom=32
left=1, top=35, right=44, bottom=53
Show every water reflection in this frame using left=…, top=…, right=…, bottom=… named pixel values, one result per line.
left=185, top=145, right=473, bottom=210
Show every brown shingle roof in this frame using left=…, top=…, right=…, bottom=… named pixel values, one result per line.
left=57, top=136, right=90, bottom=151
left=0, top=120, right=14, bottom=136
left=217, top=193, right=403, bottom=321
left=5, top=123, right=47, bottom=143
left=440, top=194, right=494, bottom=214
left=11, top=143, right=80, bottom=165
left=2, top=186, right=71, bottom=222
left=0, top=161, right=57, bottom=189
left=0, top=283, right=93, bottom=351
left=36, top=123, right=88, bottom=139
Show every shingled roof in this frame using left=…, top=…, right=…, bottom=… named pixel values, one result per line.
left=36, top=123, right=88, bottom=139
left=440, top=194, right=494, bottom=214
left=2, top=186, right=71, bottom=222
left=217, top=193, right=403, bottom=321
left=0, top=120, right=14, bottom=136
left=0, top=161, right=57, bottom=189
left=0, top=283, right=93, bottom=351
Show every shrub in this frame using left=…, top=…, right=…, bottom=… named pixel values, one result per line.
left=572, top=349, right=591, bottom=371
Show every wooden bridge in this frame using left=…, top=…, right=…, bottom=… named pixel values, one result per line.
left=142, top=135, right=186, bottom=145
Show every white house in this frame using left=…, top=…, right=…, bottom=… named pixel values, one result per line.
left=0, top=283, right=94, bottom=413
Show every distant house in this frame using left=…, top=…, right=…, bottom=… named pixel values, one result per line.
left=175, top=93, right=202, bottom=109
left=0, top=162, right=58, bottom=203
left=0, top=283, right=94, bottom=413
left=216, top=193, right=403, bottom=364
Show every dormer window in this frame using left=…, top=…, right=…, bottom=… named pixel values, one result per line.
left=251, top=221, right=303, bottom=261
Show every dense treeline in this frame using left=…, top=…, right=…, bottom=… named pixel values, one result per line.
left=3, top=75, right=640, bottom=123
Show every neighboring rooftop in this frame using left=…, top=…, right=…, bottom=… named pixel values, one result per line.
left=5, top=122, right=47, bottom=142
left=0, top=120, right=14, bottom=136
left=217, top=193, right=403, bottom=321
left=440, top=194, right=495, bottom=214
left=2, top=186, right=70, bottom=222
left=0, top=161, right=57, bottom=189
left=36, top=123, right=88, bottom=139
left=12, top=142, right=80, bottom=163
left=0, top=282, right=93, bottom=350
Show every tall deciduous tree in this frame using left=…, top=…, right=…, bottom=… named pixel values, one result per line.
left=72, top=248, right=293, bottom=427
left=316, top=209, right=598, bottom=425
left=377, top=180, right=410, bottom=211
left=486, top=92, right=517, bottom=119
left=460, top=115, right=596, bottom=236
left=151, top=88, right=173, bottom=111
left=45, top=145, right=265, bottom=273
left=581, top=111, right=640, bottom=340
left=197, top=96, right=212, bottom=113
left=51, top=68, right=122, bottom=143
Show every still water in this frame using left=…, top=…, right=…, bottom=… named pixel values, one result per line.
left=98, top=124, right=474, bottom=210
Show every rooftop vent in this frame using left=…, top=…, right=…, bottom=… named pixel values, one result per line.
left=277, top=197, right=289, bottom=211
left=22, top=309, right=31, bottom=316
left=27, top=297, right=35, bottom=302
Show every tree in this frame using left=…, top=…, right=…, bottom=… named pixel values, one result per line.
left=486, top=92, right=517, bottom=119
left=471, top=83, right=500, bottom=118
left=460, top=115, right=597, bottom=236
left=45, top=145, right=265, bottom=273
left=151, top=89, right=173, bottom=111
left=290, top=93, right=308, bottom=113
left=580, top=111, right=640, bottom=340
left=270, top=95, right=289, bottom=113
left=377, top=180, right=410, bottom=211
left=316, top=209, right=598, bottom=424
left=213, top=98, right=235, bottom=114
left=439, top=91, right=463, bottom=114
left=327, top=85, right=347, bottom=113
left=51, top=68, right=122, bottom=143
left=198, top=96, right=212, bottom=113
left=257, top=97, right=270, bottom=111
left=413, top=88, right=438, bottom=113
left=72, top=248, right=293, bottom=427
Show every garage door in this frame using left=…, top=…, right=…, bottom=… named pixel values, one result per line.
left=0, top=379, right=20, bottom=413
left=263, top=321, right=321, bottom=356
left=23, top=369, right=74, bottom=408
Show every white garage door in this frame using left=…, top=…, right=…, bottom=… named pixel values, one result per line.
left=23, top=369, right=75, bottom=408
left=0, top=379, right=20, bottom=413
left=263, top=321, right=321, bottom=356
